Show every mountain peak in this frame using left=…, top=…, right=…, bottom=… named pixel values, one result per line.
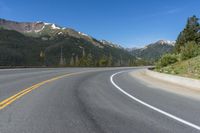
left=78, top=32, right=89, bottom=37
left=156, top=40, right=176, bottom=46
left=128, top=40, right=175, bottom=61
left=100, top=40, right=123, bottom=49
left=51, top=24, right=61, bottom=29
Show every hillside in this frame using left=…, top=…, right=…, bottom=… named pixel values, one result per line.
left=128, top=40, right=175, bottom=62
left=0, top=18, right=104, bottom=48
left=0, top=18, right=137, bottom=67
left=155, top=16, right=200, bottom=79
left=155, top=55, right=200, bottom=79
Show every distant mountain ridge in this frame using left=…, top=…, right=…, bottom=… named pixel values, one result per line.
left=0, top=18, right=175, bottom=66
left=0, top=18, right=137, bottom=67
left=0, top=18, right=106, bottom=48
left=100, top=40, right=123, bottom=49
left=0, top=18, right=124, bottom=49
left=128, top=40, right=175, bottom=62
left=0, top=18, right=45, bottom=33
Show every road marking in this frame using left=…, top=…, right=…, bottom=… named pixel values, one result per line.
left=0, top=70, right=93, bottom=110
left=110, top=70, right=200, bottom=131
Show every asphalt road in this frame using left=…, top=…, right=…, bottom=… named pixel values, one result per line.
left=0, top=67, right=200, bottom=133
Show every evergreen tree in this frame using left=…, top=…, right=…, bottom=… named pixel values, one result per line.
left=70, top=56, right=74, bottom=66
left=86, top=53, right=93, bottom=66
left=108, top=54, right=113, bottom=66
left=39, top=51, right=45, bottom=65
left=40, top=51, right=45, bottom=58
left=75, top=55, right=79, bottom=66
left=82, top=48, right=86, bottom=57
left=175, top=15, right=200, bottom=52
left=99, top=55, right=108, bottom=67
left=79, top=54, right=92, bottom=67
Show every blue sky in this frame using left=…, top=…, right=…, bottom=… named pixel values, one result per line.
left=0, top=0, right=199, bottom=47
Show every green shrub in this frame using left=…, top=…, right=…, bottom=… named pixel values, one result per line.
left=156, top=54, right=178, bottom=68
left=180, top=41, right=200, bottom=60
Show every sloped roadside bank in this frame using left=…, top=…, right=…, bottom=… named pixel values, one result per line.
left=130, top=69, right=200, bottom=100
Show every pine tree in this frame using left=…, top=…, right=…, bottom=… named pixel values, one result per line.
left=87, top=53, right=93, bottom=66
left=39, top=51, right=45, bottom=66
left=75, top=55, right=79, bottom=66
left=82, top=48, right=86, bottom=57
left=70, top=56, right=74, bottom=66
left=175, top=15, right=200, bottom=52
left=40, top=51, right=45, bottom=58
left=108, top=54, right=112, bottom=67
left=99, top=55, right=108, bottom=67
left=63, top=58, right=66, bottom=66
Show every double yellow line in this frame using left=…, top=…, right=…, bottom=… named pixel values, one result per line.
left=0, top=70, right=91, bottom=110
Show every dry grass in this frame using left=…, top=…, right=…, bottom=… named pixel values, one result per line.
left=155, top=55, right=200, bottom=79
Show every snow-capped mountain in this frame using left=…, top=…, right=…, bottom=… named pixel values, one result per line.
left=0, top=19, right=44, bottom=33
left=0, top=18, right=106, bottom=48
left=156, top=40, right=176, bottom=46
left=0, top=18, right=137, bottom=67
left=0, top=18, right=82, bottom=36
left=128, top=40, right=175, bottom=62
left=0, top=18, right=128, bottom=50
left=0, top=18, right=66, bottom=33
left=100, top=40, right=123, bottom=49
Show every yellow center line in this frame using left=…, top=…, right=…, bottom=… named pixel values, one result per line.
left=0, top=70, right=93, bottom=110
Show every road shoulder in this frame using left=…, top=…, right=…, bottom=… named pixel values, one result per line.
left=129, top=69, right=200, bottom=101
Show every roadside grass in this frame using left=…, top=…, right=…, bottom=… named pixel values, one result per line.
left=155, top=55, right=200, bottom=79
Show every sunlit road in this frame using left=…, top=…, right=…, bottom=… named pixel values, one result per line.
left=0, top=68, right=200, bottom=133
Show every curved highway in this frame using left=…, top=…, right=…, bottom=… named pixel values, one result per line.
left=0, top=68, right=200, bottom=133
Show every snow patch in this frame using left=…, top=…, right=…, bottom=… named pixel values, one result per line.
left=157, top=40, right=176, bottom=46
left=35, top=25, right=45, bottom=32
left=36, top=21, right=43, bottom=23
left=44, top=22, right=51, bottom=25
left=141, top=46, right=148, bottom=50
left=51, top=24, right=60, bottom=29
left=78, top=32, right=89, bottom=37
left=58, top=32, right=63, bottom=35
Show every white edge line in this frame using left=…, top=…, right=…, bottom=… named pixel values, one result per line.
left=110, top=70, right=200, bottom=131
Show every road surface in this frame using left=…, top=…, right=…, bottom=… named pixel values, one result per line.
left=0, top=67, right=200, bottom=133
